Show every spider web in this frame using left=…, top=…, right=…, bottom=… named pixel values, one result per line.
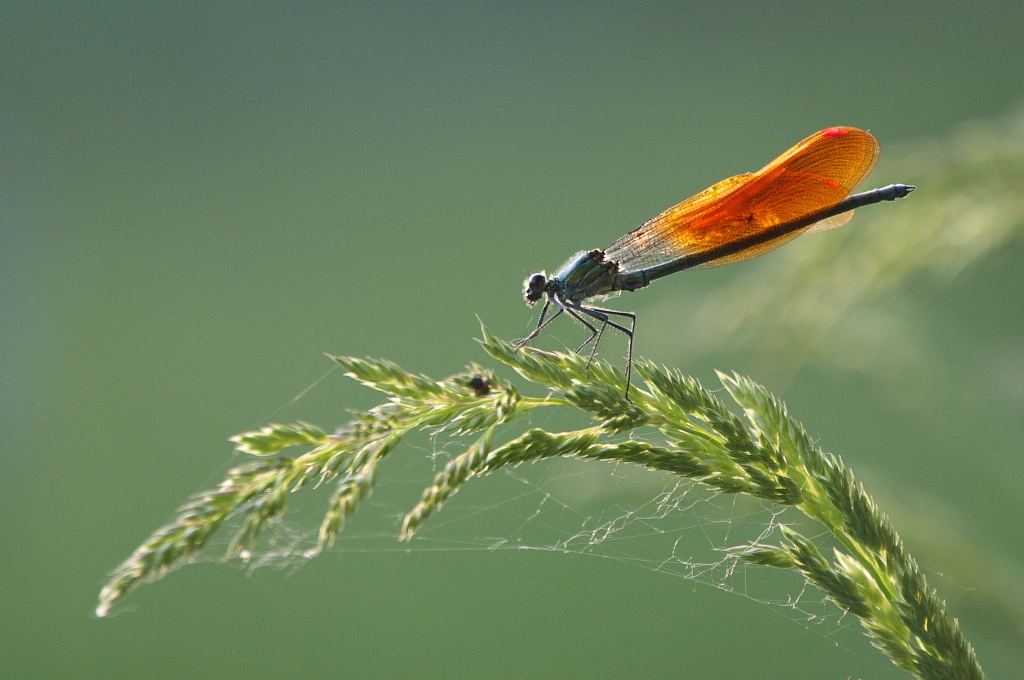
left=195, top=402, right=858, bottom=641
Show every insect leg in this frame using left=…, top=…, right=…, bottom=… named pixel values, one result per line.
left=576, top=320, right=606, bottom=355
left=560, top=304, right=602, bottom=355
left=584, top=306, right=636, bottom=361
left=565, top=302, right=636, bottom=395
left=514, top=297, right=563, bottom=349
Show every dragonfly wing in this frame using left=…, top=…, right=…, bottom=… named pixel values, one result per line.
left=602, top=173, right=750, bottom=272
left=606, top=127, right=879, bottom=272
left=806, top=209, right=855, bottom=233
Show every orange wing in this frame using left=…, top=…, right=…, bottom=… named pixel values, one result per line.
left=604, top=127, right=880, bottom=272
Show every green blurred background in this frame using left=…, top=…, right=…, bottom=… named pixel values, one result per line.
left=4, top=2, right=1024, bottom=678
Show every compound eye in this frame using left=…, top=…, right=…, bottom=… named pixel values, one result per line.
left=524, top=272, right=547, bottom=303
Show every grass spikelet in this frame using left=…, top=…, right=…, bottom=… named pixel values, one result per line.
left=231, top=422, right=329, bottom=455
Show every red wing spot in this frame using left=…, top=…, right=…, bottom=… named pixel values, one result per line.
left=821, top=127, right=848, bottom=137
left=822, top=178, right=841, bottom=188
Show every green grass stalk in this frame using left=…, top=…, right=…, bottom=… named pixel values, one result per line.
left=97, top=328, right=985, bottom=680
